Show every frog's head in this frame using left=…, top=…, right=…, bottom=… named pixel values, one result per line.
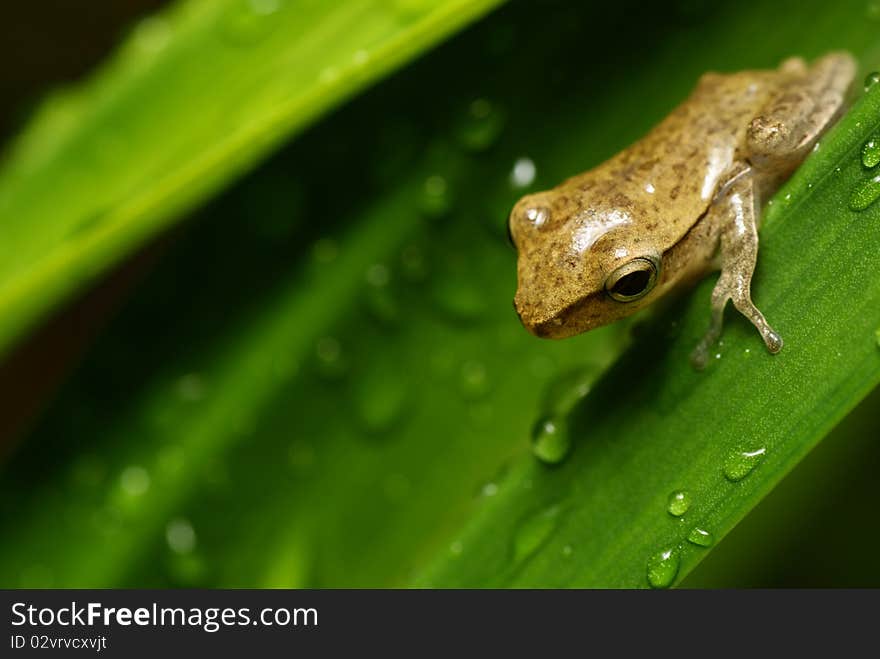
left=508, top=188, right=663, bottom=339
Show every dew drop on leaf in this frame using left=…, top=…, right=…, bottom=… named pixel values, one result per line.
left=849, top=173, right=880, bottom=211
left=723, top=446, right=766, bottom=482
left=666, top=490, right=691, bottom=517
left=646, top=547, right=680, bottom=588
left=687, top=527, right=714, bottom=547
left=862, top=135, right=880, bottom=168
left=864, top=71, right=880, bottom=92
left=530, top=415, right=571, bottom=465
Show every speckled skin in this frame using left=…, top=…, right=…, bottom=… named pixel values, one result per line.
left=509, top=53, right=855, bottom=366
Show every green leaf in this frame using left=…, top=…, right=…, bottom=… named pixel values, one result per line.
left=1, top=0, right=879, bottom=589
left=0, top=0, right=504, bottom=359
left=422, top=69, right=880, bottom=588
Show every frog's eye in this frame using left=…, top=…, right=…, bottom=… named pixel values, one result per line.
left=605, top=257, right=659, bottom=302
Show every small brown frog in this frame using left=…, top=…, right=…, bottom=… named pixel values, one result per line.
left=509, top=53, right=856, bottom=367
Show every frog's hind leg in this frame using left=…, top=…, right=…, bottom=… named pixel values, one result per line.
left=746, top=52, right=856, bottom=178
left=691, top=172, right=782, bottom=369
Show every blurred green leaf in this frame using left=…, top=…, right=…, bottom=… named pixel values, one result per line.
left=1, top=0, right=879, bottom=589
left=0, top=0, right=504, bottom=358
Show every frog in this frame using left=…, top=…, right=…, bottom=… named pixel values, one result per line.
left=508, top=52, right=856, bottom=368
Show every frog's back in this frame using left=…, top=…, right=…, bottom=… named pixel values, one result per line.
left=559, top=67, right=787, bottom=251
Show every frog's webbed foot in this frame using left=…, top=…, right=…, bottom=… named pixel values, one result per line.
left=690, top=173, right=782, bottom=370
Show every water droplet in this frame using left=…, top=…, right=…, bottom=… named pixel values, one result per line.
left=865, top=71, right=880, bottom=92
left=861, top=135, right=880, bottom=168
left=687, top=527, right=714, bottom=547
left=455, top=98, right=505, bottom=151
left=420, top=175, right=452, bottom=217
left=459, top=360, right=490, bottom=399
left=166, top=518, right=197, bottom=554
left=562, top=544, right=573, bottom=557
left=666, top=490, right=691, bottom=517
left=119, top=465, right=150, bottom=496
left=449, top=540, right=463, bottom=556
left=849, top=173, right=880, bottom=211
left=646, top=547, right=680, bottom=589
left=220, top=0, right=282, bottom=45
left=512, top=504, right=563, bottom=563
left=176, top=373, right=206, bottom=402
left=530, top=415, right=571, bottom=465
left=432, top=273, right=485, bottom=321
left=723, top=446, right=766, bottom=482
left=510, top=157, right=536, bottom=188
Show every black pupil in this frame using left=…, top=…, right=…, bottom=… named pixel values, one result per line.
left=612, top=269, right=651, bottom=297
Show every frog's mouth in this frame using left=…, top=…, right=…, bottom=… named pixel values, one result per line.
left=514, top=291, right=608, bottom=339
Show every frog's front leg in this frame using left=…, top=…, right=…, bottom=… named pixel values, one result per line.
left=691, top=171, right=782, bottom=369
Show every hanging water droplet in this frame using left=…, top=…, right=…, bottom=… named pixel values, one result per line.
left=510, top=157, right=537, bottom=188
left=459, top=360, right=490, bottom=399
left=530, top=415, right=571, bottom=465
left=119, top=465, right=150, bottom=497
left=666, top=490, right=691, bottom=517
left=166, top=518, right=197, bottom=554
left=865, top=71, right=880, bottom=92
left=220, top=0, right=283, bottom=45
left=454, top=98, right=505, bottom=151
left=646, top=547, right=680, bottom=589
left=687, top=527, right=714, bottom=547
left=849, top=173, right=880, bottom=211
left=861, top=134, right=880, bottom=168
left=512, top=504, right=563, bottom=564
left=420, top=175, right=452, bottom=218
left=723, top=446, right=766, bottom=482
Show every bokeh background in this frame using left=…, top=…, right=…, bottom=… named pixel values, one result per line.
left=0, top=0, right=878, bottom=588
